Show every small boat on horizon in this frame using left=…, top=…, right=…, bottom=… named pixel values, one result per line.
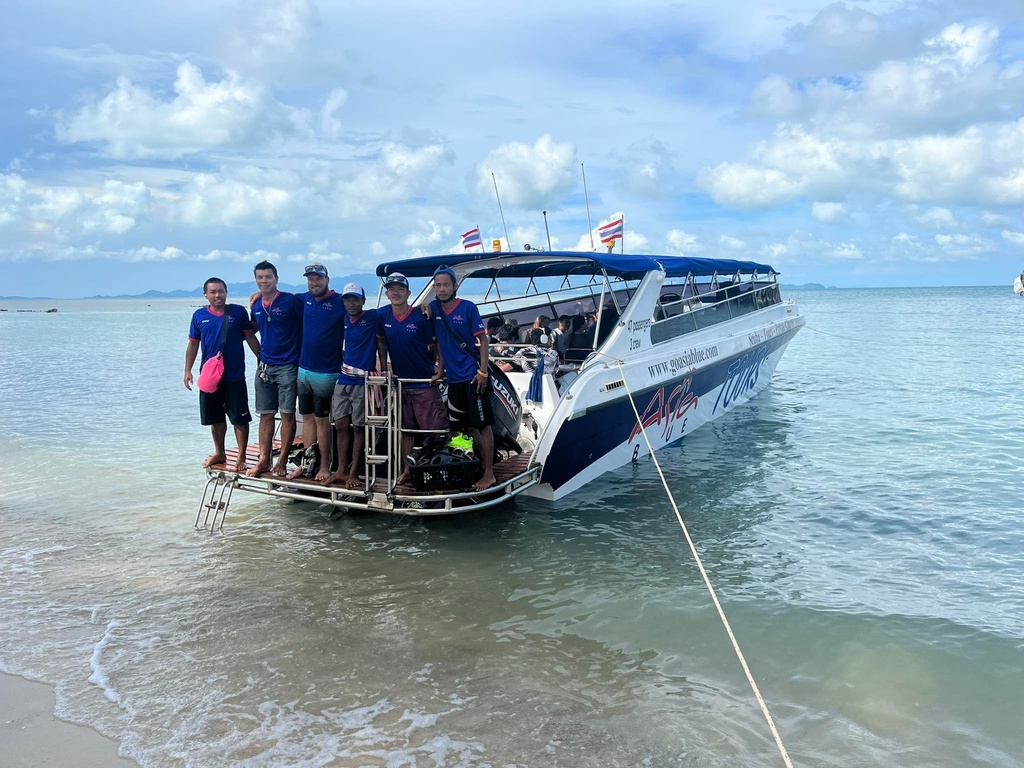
left=1014, top=271, right=1024, bottom=296
left=199, top=249, right=805, bottom=525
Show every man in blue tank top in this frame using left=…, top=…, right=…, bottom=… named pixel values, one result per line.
left=287, top=264, right=346, bottom=482
left=184, top=277, right=261, bottom=472
left=376, top=272, right=448, bottom=485
left=323, top=283, right=380, bottom=489
left=248, top=260, right=304, bottom=478
left=430, top=265, right=496, bottom=491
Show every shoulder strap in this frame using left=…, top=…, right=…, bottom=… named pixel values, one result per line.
left=433, top=301, right=475, bottom=353
left=218, top=304, right=233, bottom=352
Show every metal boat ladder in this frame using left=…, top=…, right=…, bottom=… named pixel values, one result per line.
left=195, top=472, right=237, bottom=532
left=363, top=373, right=396, bottom=491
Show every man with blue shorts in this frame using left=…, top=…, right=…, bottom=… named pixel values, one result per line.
left=323, top=283, right=379, bottom=489
left=430, top=265, right=496, bottom=491
left=288, top=264, right=346, bottom=482
left=184, top=277, right=261, bottom=472
left=248, top=260, right=304, bottom=477
left=376, top=272, right=448, bottom=485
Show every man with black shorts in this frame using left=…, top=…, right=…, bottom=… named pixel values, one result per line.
left=184, top=277, right=261, bottom=472
left=376, top=272, right=448, bottom=485
left=248, top=260, right=303, bottom=477
left=429, top=265, right=496, bottom=491
left=323, top=283, right=379, bottom=489
left=288, top=264, right=346, bottom=482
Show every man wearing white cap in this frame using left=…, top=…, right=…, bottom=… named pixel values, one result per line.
left=323, top=283, right=380, bottom=489
left=376, top=272, right=448, bottom=485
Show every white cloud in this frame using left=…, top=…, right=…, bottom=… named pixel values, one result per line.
left=667, top=229, right=702, bottom=254
left=934, top=232, right=993, bottom=257
left=336, top=142, right=450, bottom=218
left=832, top=242, right=863, bottom=260
left=476, top=135, right=577, bottom=209
left=57, top=61, right=306, bottom=159
left=719, top=234, right=745, bottom=249
left=1, top=173, right=28, bottom=226
left=124, top=246, right=184, bottom=262
left=701, top=162, right=805, bottom=208
left=915, top=207, right=956, bottom=227
left=1001, top=230, right=1024, bottom=246
left=811, top=202, right=846, bottom=222
left=370, top=241, right=387, bottom=256
left=320, top=88, right=347, bottom=140
left=177, top=172, right=296, bottom=227
left=403, top=220, right=451, bottom=249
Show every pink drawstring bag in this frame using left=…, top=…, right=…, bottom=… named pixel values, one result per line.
left=196, top=306, right=233, bottom=393
left=197, top=353, right=225, bottom=393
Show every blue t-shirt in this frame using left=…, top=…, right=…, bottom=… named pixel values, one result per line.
left=377, top=306, right=436, bottom=388
left=430, top=298, right=485, bottom=384
left=250, top=291, right=303, bottom=366
left=337, top=308, right=380, bottom=385
left=189, top=304, right=250, bottom=383
left=298, top=290, right=346, bottom=374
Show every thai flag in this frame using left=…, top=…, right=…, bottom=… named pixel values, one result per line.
left=461, top=228, right=483, bottom=250
left=598, top=217, right=623, bottom=245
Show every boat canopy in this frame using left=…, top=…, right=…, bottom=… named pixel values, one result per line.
left=375, top=251, right=776, bottom=282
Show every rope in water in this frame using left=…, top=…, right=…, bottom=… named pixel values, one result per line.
left=614, top=359, right=795, bottom=768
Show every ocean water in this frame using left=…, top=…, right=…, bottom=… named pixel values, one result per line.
left=0, top=287, right=1022, bottom=767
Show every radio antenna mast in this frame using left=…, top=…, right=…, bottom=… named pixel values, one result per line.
left=542, top=211, right=552, bottom=251
left=582, top=163, right=595, bottom=252
left=491, top=173, right=511, bottom=251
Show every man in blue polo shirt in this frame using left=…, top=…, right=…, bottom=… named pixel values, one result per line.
left=288, top=264, right=346, bottom=482
left=184, top=277, right=261, bottom=472
left=248, top=260, right=304, bottom=478
left=429, top=265, right=496, bottom=491
left=376, top=272, right=448, bottom=486
left=323, top=283, right=379, bottom=489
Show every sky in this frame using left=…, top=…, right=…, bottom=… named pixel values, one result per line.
left=2, top=0, right=1024, bottom=297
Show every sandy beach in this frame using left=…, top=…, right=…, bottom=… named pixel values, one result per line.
left=0, top=673, right=136, bottom=767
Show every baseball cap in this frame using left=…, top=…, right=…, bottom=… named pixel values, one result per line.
left=384, top=272, right=409, bottom=289
left=341, top=282, right=365, bottom=298
left=432, top=264, right=457, bottom=284
left=303, top=264, right=328, bottom=278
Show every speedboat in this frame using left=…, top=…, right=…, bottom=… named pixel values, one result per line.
left=1014, top=272, right=1024, bottom=296
left=198, top=250, right=804, bottom=524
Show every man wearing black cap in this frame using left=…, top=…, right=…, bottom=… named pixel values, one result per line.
left=376, top=272, right=448, bottom=485
left=288, top=264, right=346, bottom=482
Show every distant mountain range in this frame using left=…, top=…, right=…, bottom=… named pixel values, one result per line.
left=1, top=276, right=833, bottom=301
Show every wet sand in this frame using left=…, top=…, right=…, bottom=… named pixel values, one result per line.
left=0, top=673, right=136, bottom=767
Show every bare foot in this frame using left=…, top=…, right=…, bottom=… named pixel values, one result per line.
left=344, top=475, right=362, bottom=489
left=395, top=470, right=410, bottom=486
left=471, top=472, right=496, bottom=492
left=269, top=461, right=288, bottom=477
left=286, top=465, right=304, bottom=480
left=246, top=460, right=271, bottom=478
left=202, top=453, right=226, bottom=468
left=321, top=470, right=347, bottom=486
left=232, top=458, right=247, bottom=473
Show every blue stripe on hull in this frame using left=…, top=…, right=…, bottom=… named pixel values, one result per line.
left=540, top=329, right=799, bottom=493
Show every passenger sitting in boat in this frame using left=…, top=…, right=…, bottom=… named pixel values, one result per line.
left=486, top=316, right=503, bottom=344
left=376, top=272, right=449, bottom=486
left=323, top=283, right=380, bottom=490
left=492, top=324, right=520, bottom=369
left=520, top=314, right=551, bottom=342
left=563, top=315, right=593, bottom=361
left=552, top=315, right=571, bottom=357
left=517, top=329, right=559, bottom=374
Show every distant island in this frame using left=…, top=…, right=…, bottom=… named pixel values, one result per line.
left=780, top=283, right=832, bottom=290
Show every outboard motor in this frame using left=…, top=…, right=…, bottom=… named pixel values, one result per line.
left=487, top=362, right=523, bottom=453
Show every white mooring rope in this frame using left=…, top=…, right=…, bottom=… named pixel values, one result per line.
left=615, top=360, right=795, bottom=768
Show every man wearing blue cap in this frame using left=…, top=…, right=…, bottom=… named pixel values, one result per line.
left=429, top=265, right=496, bottom=491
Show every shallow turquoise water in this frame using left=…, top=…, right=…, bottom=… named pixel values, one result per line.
left=0, top=289, right=1021, bottom=767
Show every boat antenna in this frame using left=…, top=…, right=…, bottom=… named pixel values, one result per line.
left=491, top=173, right=511, bottom=251
left=581, top=163, right=595, bottom=252
left=542, top=210, right=552, bottom=251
